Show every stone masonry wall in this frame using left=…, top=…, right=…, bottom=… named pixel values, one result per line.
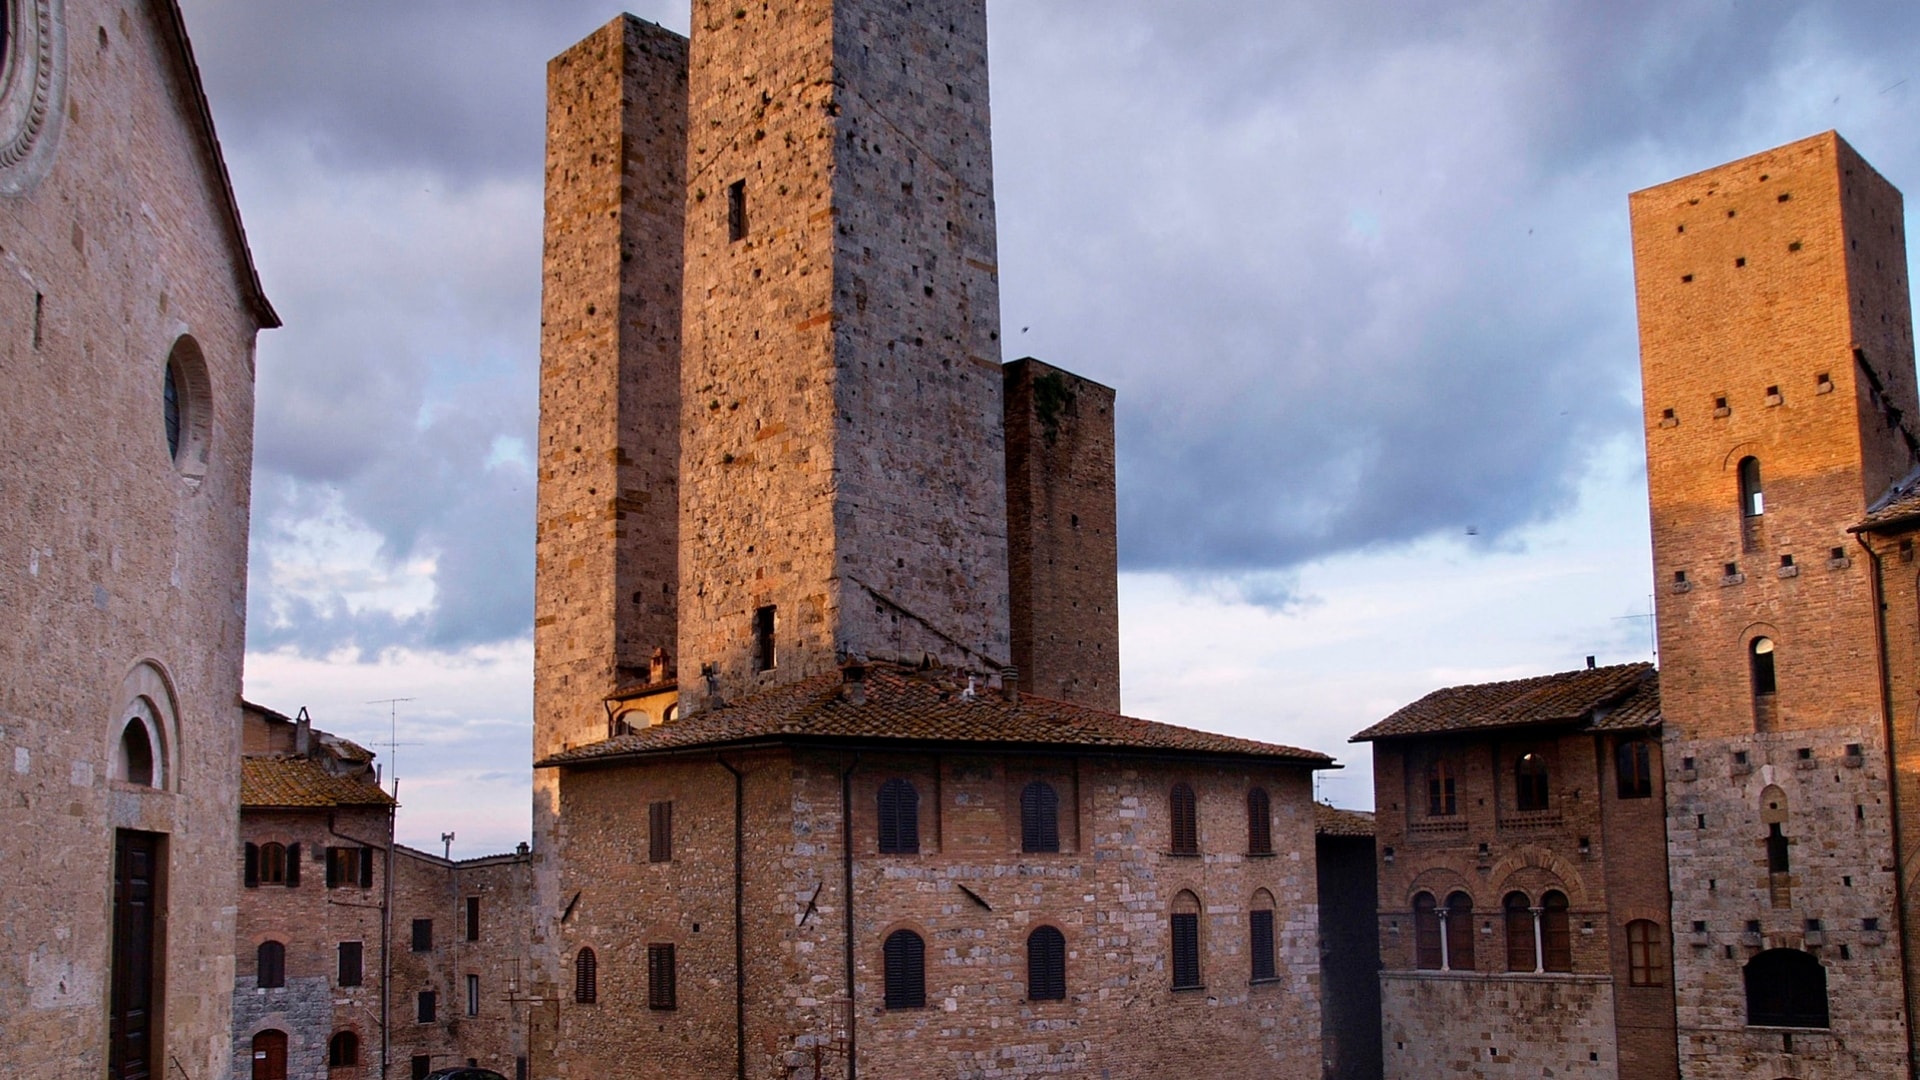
left=390, top=846, right=535, bottom=1078
left=1004, top=358, right=1121, bottom=712
left=1633, top=133, right=1914, bottom=1078
left=1381, top=972, right=1617, bottom=1079
left=1862, top=529, right=1920, bottom=1071
left=0, top=2, right=268, bottom=1076
left=554, top=748, right=1322, bottom=1080
left=676, top=0, right=1010, bottom=712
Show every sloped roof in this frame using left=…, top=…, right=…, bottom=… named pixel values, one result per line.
left=540, top=665, right=1333, bottom=768
left=157, top=1, right=278, bottom=327
left=1350, top=663, right=1657, bottom=742
left=241, top=756, right=395, bottom=808
left=1315, top=803, right=1375, bottom=838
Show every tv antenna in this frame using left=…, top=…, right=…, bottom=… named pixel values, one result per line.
left=366, top=697, right=419, bottom=793
left=1612, top=594, right=1657, bottom=662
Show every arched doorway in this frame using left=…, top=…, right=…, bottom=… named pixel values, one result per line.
left=251, top=1030, right=287, bottom=1080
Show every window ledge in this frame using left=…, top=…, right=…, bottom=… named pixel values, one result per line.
left=1245, top=850, right=1277, bottom=858
left=1163, top=851, right=1202, bottom=858
left=1249, top=976, right=1284, bottom=986
left=1171, top=984, right=1206, bottom=994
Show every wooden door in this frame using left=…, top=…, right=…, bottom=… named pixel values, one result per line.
left=109, top=830, right=159, bottom=1080
left=251, top=1030, right=288, bottom=1080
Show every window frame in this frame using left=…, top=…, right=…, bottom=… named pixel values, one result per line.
left=1750, top=636, right=1778, bottom=697
left=417, top=990, right=437, bottom=1024
left=1026, top=926, right=1067, bottom=1001
left=1615, top=739, right=1654, bottom=799
left=1443, top=891, right=1476, bottom=971
left=883, top=929, right=927, bottom=1009
left=1020, top=781, right=1061, bottom=854
left=1426, top=758, right=1457, bottom=817
left=1540, top=891, right=1572, bottom=972
left=1515, top=753, right=1550, bottom=812
left=648, top=943, right=678, bottom=1011
left=337, top=941, right=363, bottom=988
left=1626, top=919, right=1664, bottom=987
left=411, top=918, right=433, bottom=953
left=1169, top=782, right=1198, bottom=855
left=1413, top=892, right=1442, bottom=971
left=574, top=946, right=598, bottom=1005
left=877, top=779, right=920, bottom=855
left=328, top=1030, right=359, bottom=1068
left=1503, top=891, right=1535, bottom=972
left=1246, top=786, right=1273, bottom=854
left=1171, top=891, right=1203, bottom=990
left=256, top=940, right=286, bottom=989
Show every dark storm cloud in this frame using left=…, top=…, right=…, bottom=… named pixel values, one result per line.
left=180, top=1, right=1920, bottom=654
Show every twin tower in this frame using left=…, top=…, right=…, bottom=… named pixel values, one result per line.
left=533, top=1, right=1119, bottom=764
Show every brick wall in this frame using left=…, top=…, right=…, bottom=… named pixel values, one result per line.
left=1004, top=358, right=1121, bottom=711
left=553, top=748, right=1323, bottom=1079
left=1633, top=132, right=1914, bottom=1077
left=0, top=2, right=269, bottom=1076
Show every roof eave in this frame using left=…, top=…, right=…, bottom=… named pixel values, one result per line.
left=542, top=732, right=1336, bottom=771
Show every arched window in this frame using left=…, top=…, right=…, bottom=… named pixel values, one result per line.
left=1171, top=891, right=1203, bottom=989
left=1739, top=456, right=1764, bottom=517
left=1246, top=787, right=1272, bottom=854
left=1627, top=920, right=1664, bottom=987
left=1443, top=891, right=1476, bottom=971
left=1541, top=891, right=1572, bottom=972
left=1750, top=637, right=1777, bottom=696
left=1020, top=781, right=1060, bottom=853
left=1745, top=949, right=1829, bottom=1028
left=1427, top=759, right=1456, bottom=816
left=328, top=1030, right=359, bottom=1068
left=1026, top=926, right=1066, bottom=1000
left=1169, top=783, right=1198, bottom=854
left=256, top=941, right=286, bottom=989
left=877, top=779, right=919, bottom=854
left=1515, top=754, right=1550, bottom=812
left=883, top=929, right=926, bottom=1009
left=1767, top=823, right=1790, bottom=873
left=1249, top=889, right=1278, bottom=982
left=1615, top=739, right=1653, bottom=799
left=119, top=720, right=155, bottom=787
left=574, top=947, right=597, bottom=1004
left=1504, top=892, right=1535, bottom=972
left=1413, top=892, right=1442, bottom=970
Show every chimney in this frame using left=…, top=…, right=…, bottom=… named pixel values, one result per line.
left=294, top=706, right=312, bottom=756
left=650, top=646, right=670, bottom=685
left=1586, top=655, right=1596, bottom=670
left=1001, top=666, right=1020, bottom=704
left=842, top=656, right=869, bottom=706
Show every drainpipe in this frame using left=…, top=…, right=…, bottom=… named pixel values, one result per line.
left=841, top=754, right=862, bottom=1080
left=1857, top=531, right=1920, bottom=1080
left=717, top=756, right=747, bottom=1080
left=383, top=779, right=398, bottom=1079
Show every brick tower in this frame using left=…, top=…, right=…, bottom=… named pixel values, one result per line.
left=1632, top=132, right=1917, bottom=1077
left=674, top=0, right=1010, bottom=712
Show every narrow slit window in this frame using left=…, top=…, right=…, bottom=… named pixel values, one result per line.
left=1768, top=822, right=1790, bottom=873
left=1739, top=456, right=1764, bottom=516
left=1246, top=786, right=1272, bottom=854
left=649, top=800, right=673, bottom=863
left=1169, top=783, right=1198, bottom=854
left=727, top=180, right=748, bottom=242
left=467, top=896, right=481, bottom=941
left=752, top=605, right=776, bottom=672
left=648, top=944, right=677, bottom=1010
left=1751, top=637, right=1777, bottom=696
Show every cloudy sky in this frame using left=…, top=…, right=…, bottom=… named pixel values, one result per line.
left=178, top=0, right=1920, bottom=856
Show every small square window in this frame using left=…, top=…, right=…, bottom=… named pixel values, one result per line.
left=412, top=918, right=433, bottom=953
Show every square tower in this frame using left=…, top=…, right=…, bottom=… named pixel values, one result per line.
left=675, top=0, right=1010, bottom=711
left=1632, top=131, right=1917, bottom=1077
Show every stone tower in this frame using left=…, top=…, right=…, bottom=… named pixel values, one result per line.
left=1632, top=131, right=1916, bottom=1078
left=674, top=0, right=1010, bottom=712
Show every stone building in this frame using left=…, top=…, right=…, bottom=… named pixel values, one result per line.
left=235, top=702, right=536, bottom=1080
left=1632, top=131, right=1918, bottom=1078
left=1355, top=662, right=1674, bottom=1080
left=0, top=2, right=277, bottom=1078
left=528, top=2, right=1332, bottom=1077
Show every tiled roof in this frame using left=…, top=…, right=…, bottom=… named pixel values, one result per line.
left=1350, top=663, right=1657, bottom=742
left=1315, top=803, right=1375, bottom=838
left=540, top=666, right=1333, bottom=768
left=241, top=757, right=395, bottom=809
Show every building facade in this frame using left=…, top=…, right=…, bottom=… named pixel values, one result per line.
left=1357, top=663, right=1675, bottom=1080
left=0, top=3, right=276, bottom=1077
left=1632, top=131, right=1917, bottom=1078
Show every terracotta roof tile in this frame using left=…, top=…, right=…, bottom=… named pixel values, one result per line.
left=1351, top=663, right=1657, bottom=742
left=241, top=757, right=395, bottom=808
left=1315, top=803, right=1375, bottom=838
left=540, top=666, right=1332, bottom=768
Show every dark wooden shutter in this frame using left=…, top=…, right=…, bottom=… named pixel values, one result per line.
left=1246, top=787, right=1272, bottom=854
left=1413, top=894, right=1442, bottom=970
left=1445, top=892, right=1476, bottom=971
left=285, top=843, right=300, bottom=887
left=325, top=847, right=340, bottom=888
left=878, top=779, right=919, bottom=854
left=417, top=991, right=436, bottom=1023
left=1542, top=893, right=1572, bottom=972
left=412, top=918, right=432, bottom=952
left=649, top=801, right=673, bottom=862
left=648, top=943, right=677, bottom=1010
left=257, top=941, right=285, bottom=989
left=1021, top=782, right=1060, bottom=853
left=244, top=842, right=259, bottom=888
left=883, top=930, right=926, bottom=1008
left=1026, top=927, right=1066, bottom=1000
left=1171, top=912, right=1201, bottom=989
left=359, top=846, right=375, bottom=888
left=574, top=947, right=597, bottom=1004
left=338, top=941, right=363, bottom=987
left=1249, top=909, right=1276, bottom=981
left=1504, top=893, right=1535, bottom=971
left=1170, top=783, right=1198, bottom=854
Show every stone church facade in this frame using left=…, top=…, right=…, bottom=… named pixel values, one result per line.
left=0, top=2, right=276, bottom=1078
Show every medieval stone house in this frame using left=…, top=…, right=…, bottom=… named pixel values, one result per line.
left=526, top=3, right=1335, bottom=1077
left=0, top=2, right=276, bottom=1077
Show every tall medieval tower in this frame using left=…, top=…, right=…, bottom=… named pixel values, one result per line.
left=1633, top=132, right=1917, bottom=1078
left=675, top=0, right=1010, bottom=713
